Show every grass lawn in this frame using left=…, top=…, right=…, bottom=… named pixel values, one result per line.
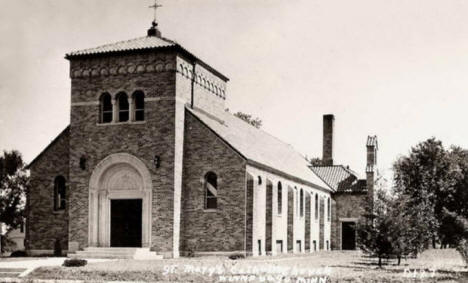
left=27, top=249, right=467, bottom=282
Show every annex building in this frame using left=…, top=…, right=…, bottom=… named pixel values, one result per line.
left=26, top=21, right=377, bottom=258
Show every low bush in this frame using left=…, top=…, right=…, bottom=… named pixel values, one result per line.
left=228, top=253, right=245, bottom=260
left=456, top=239, right=468, bottom=266
left=62, top=258, right=87, bottom=267
left=10, top=250, right=27, bottom=257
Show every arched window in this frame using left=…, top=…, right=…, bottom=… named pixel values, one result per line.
left=277, top=182, right=282, bottom=215
left=117, top=92, right=129, bottom=122
left=327, top=197, right=331, bottom=221
left=54, top=176, right=66, bottom=211
left=99, top=93, right=113, bottom=123
left=133, top=91, right=145, bottom=121
left=315, top=194, right=318, bottom=220
left=300, top=189, right=304, bottom=217
left=204, top=172, right=218, bottom=209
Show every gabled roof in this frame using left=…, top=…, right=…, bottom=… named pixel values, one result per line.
left=310, top=165, right=367, bottom=193
left=187, top=107, right=331, bottom=192
left=66, top=36, right=176, bottom=57
left=26, top=126, right=70, bottom=170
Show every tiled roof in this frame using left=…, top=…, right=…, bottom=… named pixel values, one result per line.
left=66, top=36, right=176, bottom=57
left=310, top=165, right=367, bottom=193
left=65, top=35, right=229, bottom=81
left=187, top=107, right=332, bottom=192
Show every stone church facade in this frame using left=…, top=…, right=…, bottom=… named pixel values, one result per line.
left=26, top=24, right=375, bottom=258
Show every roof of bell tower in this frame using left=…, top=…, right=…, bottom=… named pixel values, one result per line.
left=65, top=35, right=229, bottom=82
left=65, top=36, right=176, bottom=58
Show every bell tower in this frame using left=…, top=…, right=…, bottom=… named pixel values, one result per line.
left=65, top=9, right=228, bottom=257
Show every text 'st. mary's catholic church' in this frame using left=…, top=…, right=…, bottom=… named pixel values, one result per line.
left=26, top=15, right=376, bottom=258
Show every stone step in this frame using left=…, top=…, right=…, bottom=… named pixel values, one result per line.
left=0, top=268, right=27, bottom=273
left=77, top=250, right=136, bottom=255
left=70, top=247, right=163, bottom=260
left=0, top=268, right=27, bottom=278
left=72, top=252, right=134, bottom=259
left=84, top=247, right=140, bottom=253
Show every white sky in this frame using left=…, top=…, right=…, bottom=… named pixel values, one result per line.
left=1, top=0, right=468, bottom=181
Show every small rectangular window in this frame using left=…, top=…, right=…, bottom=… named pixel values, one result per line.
left=276, top=240, right=283, bottom=253
left=296, top=240, right=302, bottom=252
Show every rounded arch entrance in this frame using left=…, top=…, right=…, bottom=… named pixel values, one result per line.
left=89, top=153, right=152, bottom=247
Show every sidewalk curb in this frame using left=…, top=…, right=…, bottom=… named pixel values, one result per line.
left=0, top=278, right=175, bottom=283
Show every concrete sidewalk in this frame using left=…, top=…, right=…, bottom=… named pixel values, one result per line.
left=0, top=257, right=111, bottom=277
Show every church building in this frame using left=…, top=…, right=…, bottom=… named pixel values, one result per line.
left=26, top=20, right=375, bottom=258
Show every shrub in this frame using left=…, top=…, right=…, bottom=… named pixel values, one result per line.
left=456, top=239, right=468, bottom=266
left=10, top=250, right=27, bottom=257
left=186, top=249, right=195, bottom=257
left=62, top=258, right=87, bottom=267
left=228, top=253, right=245, bottom=260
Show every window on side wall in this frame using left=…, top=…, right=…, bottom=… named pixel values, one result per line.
left=277, top=182, right=282, bottom=215
left=133, top=91, right=145, bottom=121
left=117, top=92, right=129, bottom=122
left=300, top=189, right=304, bottom=217
left=99, top=93, right=113, bottom=123
left=204, top=172, right=218, bottom=209
left=315, top=194, right=319, bottom=220
left=54, top=176, right=66, bottom=211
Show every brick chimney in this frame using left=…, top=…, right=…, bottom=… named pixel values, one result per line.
left=322, top=114, right=334, bottom=166
left=366, top=135, right=378, bottom=200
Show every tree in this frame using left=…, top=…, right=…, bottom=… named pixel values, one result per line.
left=356, top=191, right=394, bottom=267
left=309, top=157, right=323, bottom=166
left=233, top=112, right=262, bottom=129
left=0, top=150, right=28, bottom=235
left=393, top=138, right=457, bottom=248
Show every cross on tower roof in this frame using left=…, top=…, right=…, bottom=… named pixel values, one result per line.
left=147, top=0, right=162, bottom=37
left=149, top=0, right=162, bottom=25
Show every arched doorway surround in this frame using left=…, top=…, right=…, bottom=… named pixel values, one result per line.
left=88, top=153, right=152, bottom=247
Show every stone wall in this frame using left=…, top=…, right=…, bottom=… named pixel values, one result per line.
left=180, top=111, right=247, bottom=253
left=331, top=193, right=366, bottom=250
left=177, top=56, right=227, bottom=119
left=27, top=127, right=70, bottom=253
